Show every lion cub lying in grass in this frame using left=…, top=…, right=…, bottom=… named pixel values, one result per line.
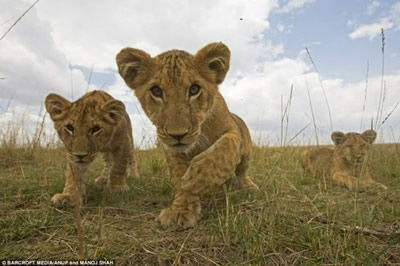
left=116, top=42, right=259, bottom=228
left=45, top=90, right=139, bottom=207
left=301, top=130, right=387, bottom=191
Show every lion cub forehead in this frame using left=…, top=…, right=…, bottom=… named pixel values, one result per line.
left=155, top=50, right=193, bottom=67
left=343, top=133, right=368, bottom=144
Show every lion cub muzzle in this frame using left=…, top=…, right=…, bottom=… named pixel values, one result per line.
left=158, top=125, right=198, bottom=149
left=68, top=136, right=96, bottom=164
left=68, top=151, right=96, bottom=164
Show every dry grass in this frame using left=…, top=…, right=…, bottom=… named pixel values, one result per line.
left=0, top=141, right=399, bottom=265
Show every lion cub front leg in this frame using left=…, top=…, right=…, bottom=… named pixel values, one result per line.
left=235, top=156, right=259, bottom=190
left=157, top=155, right=201, bottom=228
left=106, top=150, right=129, bottom=191
left=332, top=169, right=388, bottom=191
left=332, top=171, right=387, bottom=191
left=181, top=130, right=242, bottom=194
left=52, top=163, right=87, bottom=208
left=332, top=171, right=366, bottom=191
left=361, top=169, right=388, bottom=190
left=157, top=130, right=242, bottom=228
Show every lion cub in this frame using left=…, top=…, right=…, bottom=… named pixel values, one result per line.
left=45, top=90, right=139, bottom=207
left=301, top=130, right=387, bottom=191
left=116, top=42, right=258, bottom=228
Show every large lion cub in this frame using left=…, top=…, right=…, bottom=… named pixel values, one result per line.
left=116, top=42, right=258, bottom=228
left=301, top=130, right=387, bottom=191
left=45, top=90, right=139, bottom=207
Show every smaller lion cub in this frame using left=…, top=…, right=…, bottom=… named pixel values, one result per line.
left=301, top=130, right=387, bottom=191
left=45, top=90, right=139, bottom=207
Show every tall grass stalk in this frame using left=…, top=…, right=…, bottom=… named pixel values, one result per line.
left=31, top=106, right=46, bottom=149
left=375, top=28, right=386, bottom=130
left=378, top=99, right=400, bottom=130
left=302, top=65, right=319, bottom=145
left=86, top=65, right=94, bottom=93
left=97, top=189, right=107, bottom=242
left=0, top=0, right=40, bottom=41
left=280, top=85, right=293, bottom=146
left=305, top=47, right=333, bottom=133
left=360, top=60, right=369, bottom=131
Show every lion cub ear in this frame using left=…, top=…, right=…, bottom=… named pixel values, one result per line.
left=194, top=42, right=231, bottom=84
left=116, top=48, right=154, bottom=90
left=361, top=130, right=377, bottom=144
left=45, top=93, right=72, bottom=121
left=331, top=131, right=345, bottom=146
left=101, top=99, right=126, bottom=124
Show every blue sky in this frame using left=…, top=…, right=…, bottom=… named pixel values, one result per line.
left=0, top=0, right=399, bottom=146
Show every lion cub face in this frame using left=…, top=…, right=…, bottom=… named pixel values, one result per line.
left=331, top=130, right=377, bottom=165
left=116, top=43, right=230, bottom=152
left=45, top=91, right=126, bottom=164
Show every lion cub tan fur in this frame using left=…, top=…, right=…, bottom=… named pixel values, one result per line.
left=116, top=42, right=258, bottom=228
left=301, top=130, right=387, bottom=191
left=45, top=90, right=139, bottom=207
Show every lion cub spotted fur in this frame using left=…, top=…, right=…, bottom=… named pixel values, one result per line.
left=116, top=42, right=258, bottom=228
left=45, top=90, right=139, bottom=207
left=301, top=130, right=387, bottom=191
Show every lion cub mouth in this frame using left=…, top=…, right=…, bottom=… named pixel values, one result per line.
left=161, top=138, right=196, bottom=152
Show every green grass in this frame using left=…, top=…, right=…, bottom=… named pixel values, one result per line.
left=0, top=144, right=399, bottom=264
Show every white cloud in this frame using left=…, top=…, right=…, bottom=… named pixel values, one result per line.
left=277, top=23, right=286, bottom=32
left=346, top=19, right=355, bottom=27
left=276, top=22, right=293, bottom=34
left=0, top=0, right=93, bottom=105
left=348, top=18, right=393, bottom=40
left=1, top=0, right=281, bottom=106
left=366, top=0, right=380, bottom=15
left=35, top=0, right=279, bottom=73
left=391, top=2, right=400, bottom=30
left=349, top=2, right=400, bottom=40
left=279, top=0, right=315, bottom=13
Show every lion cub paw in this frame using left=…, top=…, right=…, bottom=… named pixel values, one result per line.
left=239, top=176, right=260, bottom=190
left=51, top=193, right=75, bottom=208
left=157, top=207, right=200, bottom=229
left=370, top=182, right=388, bottom=190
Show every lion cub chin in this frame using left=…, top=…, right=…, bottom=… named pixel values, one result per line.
left=301, top=130, right=387, bottom=191
left=45, top=90, right=139, bottom=207
left=116, top=42, right=258, bottom=228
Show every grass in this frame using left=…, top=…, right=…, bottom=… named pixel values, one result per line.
left=0, top=142, right=399, bottom=265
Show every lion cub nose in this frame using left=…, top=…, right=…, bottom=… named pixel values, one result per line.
left=354, top=155, right=363, bottom=162
left=73, top=152, right=89, bottom=160
left=168, top=132, right=188, bottom=141
left=166, top=128, right=189, bottom=141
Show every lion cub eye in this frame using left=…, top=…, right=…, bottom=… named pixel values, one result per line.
left=150, top=86, right=163, bottom=98
left=91, top=125, right=102, bottom=135
left=65, top=124, right=74, bottom=134
left=189, top=84, right=201, bottom=97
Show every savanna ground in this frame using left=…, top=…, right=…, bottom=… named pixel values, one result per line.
left=1, top=138, right=399, bottom=265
